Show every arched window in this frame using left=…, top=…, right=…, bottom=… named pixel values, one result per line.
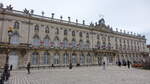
left=80, top=53, right=85, bottom=64
left=32, top=52, right=39, bottom=65
left=102, top=42, right=106, bottom=49
left=72, top=31, right=75, bottom=36
left=54, top=36, right=59, bottom=47
left=97, top=41, right=100, bottom=49
left=63, top=53, right=68, bottom=64
left=87, top=53, right=92, bottom=64
left=86, top=40, right=90, bottom=48
left=79, top=40, right=84, bottom=49
left=45, top=26, right=49, bottom=33
left=44, top=35, right=50, bottom=47
left=33, top=35, right=40, bottom=47
left=34, top=24, right=39, bottom=32
left=108, top=42, right=111, bottom=49
left=53, top=53, right=60, bottom=64
left=72, top=53, right=77, bottom=64
left=43, top=52, right=49, bottom=64
left=72, top=38, right=76, bottom=48
left=63, top=38, right=68, bottom=48
left=14, top=21, right=19, bottom=29
left=97, top=34, right=100, bottom=39
left=64, top=29, right=67, bottom=35
left=86, top=33, right=89, bottom=38
left=55, top=28, right=59, bottom=34
left=10, top=31, right=20, bottom=44
left=79, top=32, right=82, bottom=37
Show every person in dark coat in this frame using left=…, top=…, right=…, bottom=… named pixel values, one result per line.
left=102, top=61, right=106, bottom=70
left=69, top=63, right=72, bottom=69
left=118, top=61, right=121, bottom=67
left=127, top=60, right=131, bottom=69
left=10, top=64, right=13, bottom=71
left=27, top=62, right=31, bottom=74
left=51, top=64, right=54, bottom=69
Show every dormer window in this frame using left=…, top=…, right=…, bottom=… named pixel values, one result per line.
left=64, top=29, right=67, bottom=35
left=45, top=26, right=49, bottom=33
left=14, top=21, right=19, bottom=30
left=55, top=28, right=59, bottom=34
left=34, top=24, right=39, bottom=32
left=86, top=33, right=89, bottom=38
left=72, top=31, right=75, bottom=36
left=79, top=32, right=82, bottom=37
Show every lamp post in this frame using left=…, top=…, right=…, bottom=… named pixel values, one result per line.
left=2, top=27, right=13, bottom=82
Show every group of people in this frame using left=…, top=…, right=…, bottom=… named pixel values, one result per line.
left=26, top=62, right=73, bottom=74
left=24, top=60, right=132, bottom=74
left=117, top=60, right=131, bottom=68
left=101, top=60, right=131, bottom=70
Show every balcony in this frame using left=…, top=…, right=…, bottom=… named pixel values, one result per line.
left=0, top=42, right=28, bottom=49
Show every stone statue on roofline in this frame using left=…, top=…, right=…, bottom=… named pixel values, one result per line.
left=6, top=4, right=13, bottom=10
left=0, top=3, right=3, bottom=8
left=23, top=8, right=29, bottom=14
left=30, top=9, right=34, bottom=14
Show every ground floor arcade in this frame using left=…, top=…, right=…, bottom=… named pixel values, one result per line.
left=0, top=48, right=146, bottom=69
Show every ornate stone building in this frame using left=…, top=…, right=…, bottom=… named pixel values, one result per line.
left=0, top=5, right=148, bottom=69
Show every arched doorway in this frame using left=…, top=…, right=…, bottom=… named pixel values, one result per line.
left=72, top=53, right=77, bottom=64
left=53, top=53, right=60, bottom=64
left=9, top=51, right=19, bottom=69
left=32, top=52, right=39, bottom=65
left=63, top=53, right=69, bottom=65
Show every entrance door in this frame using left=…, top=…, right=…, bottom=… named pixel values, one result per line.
left=9, top=52, right=19, bottom=69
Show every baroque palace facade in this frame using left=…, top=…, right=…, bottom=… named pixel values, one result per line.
left=0, top=5, right=148, bottom=69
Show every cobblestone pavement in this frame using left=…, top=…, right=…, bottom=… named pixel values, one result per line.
left=8, top=66, right=150, bottom=84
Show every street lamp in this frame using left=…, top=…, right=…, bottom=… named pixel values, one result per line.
left=2, top=27, right=13, bottom=81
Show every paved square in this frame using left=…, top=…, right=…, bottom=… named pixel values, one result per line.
left=8, top=66, right=150, bottom=84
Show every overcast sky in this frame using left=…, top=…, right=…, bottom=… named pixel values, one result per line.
left=1, top=0, right=150, bottom=44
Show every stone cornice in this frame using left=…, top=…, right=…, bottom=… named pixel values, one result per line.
left=0, top=8, right=146, bottom=40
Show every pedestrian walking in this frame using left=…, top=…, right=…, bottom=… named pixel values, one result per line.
left=27, top=62, right=31, bottom=74
left=69, top=63, right=72, bottom=69
left=51, top=64, right=54, bottom=69
left=118, top=61, right=121, bottom=67
left=102, top=61, right=106, bottom=70
left=127, top=60, right=131, bottom=69
left=10, top=64, right=13, bottom=71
